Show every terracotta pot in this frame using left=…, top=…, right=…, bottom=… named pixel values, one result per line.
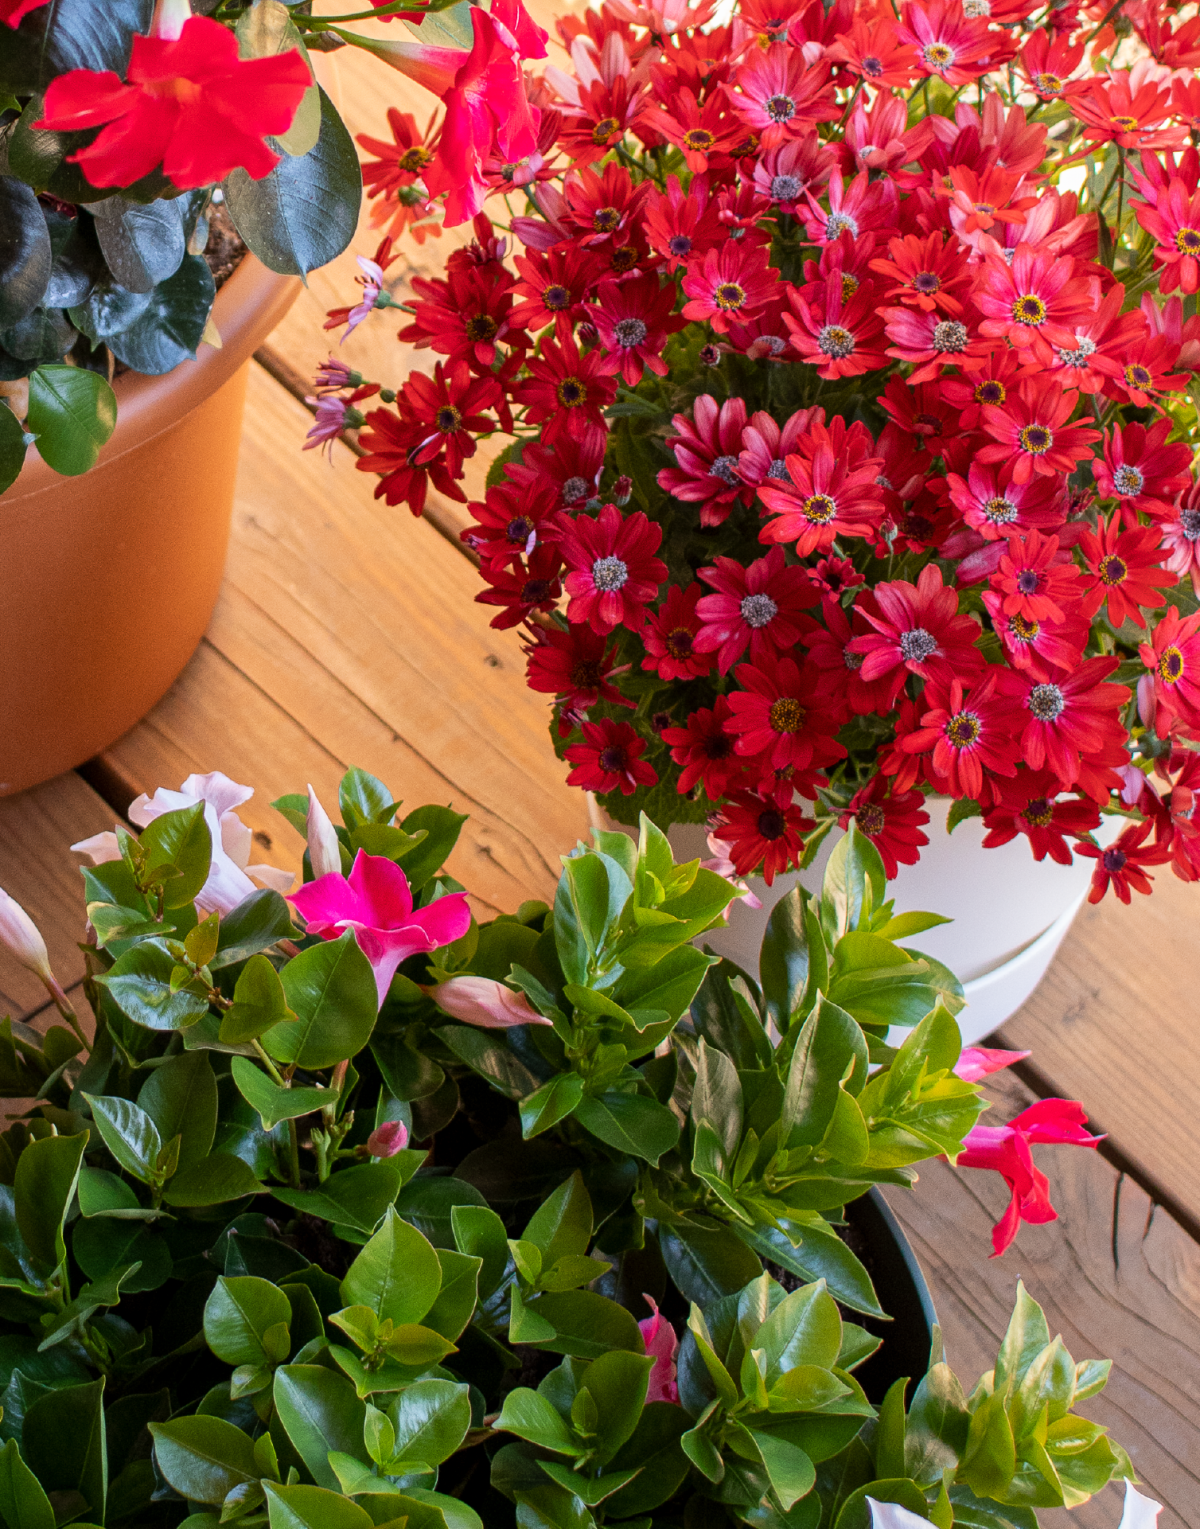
left=0, top=255, right=300, bottom=796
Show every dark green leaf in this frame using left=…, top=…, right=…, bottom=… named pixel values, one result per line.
left=264, top=1482, right=374, bottom=1529
left=213, top=891, right=298, bottom=968
left=85, top=1095, right=161, bottom=1184
left=273, top=1365, right=366, bottom=1490
left=94, top=940, right=209, bottom=1032
left=268, top=932, right=379, bottom=1069
left=137, top=1051, right=217, bottom=1170
left=0, top=403, right=24, bottom=495
left=231, top=1055, right=329, bottom=1131
left=0, top=177, right=51, bottom=328
left=273, top=1160, right=405, bottom=1233
left=574, top=1091, right=679, bottom=1166
left=90, top=194, right=186, bottom=294
left=25, top=363, right=116, bottom=476
left=0, top=1437, right=54, bottom=1529
left=24, top=1379, right=106, bottom=1521
left=150, top=1416, right=258, bottom=1506
left=138, top=802, right=213, bottom=909
left=523, top=1290, right=643, bottom=1360
left=162, top=1153, right=261, bottom=1208
left=15, top=1131, right=86, bottom=1268
left=107, top=253, right=215, bottom=375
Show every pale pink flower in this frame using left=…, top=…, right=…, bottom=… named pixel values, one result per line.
left=72, top=771, right=293, bottom=916
left=430, top=975, right=551, bottom=1027
left=289, top=851, right=470, bottom=1007
left=1119, top=1483, right=1163, bottom=1529
left=952, top=1046, right=1030, bottom=1082
left=0, top=888, right=53, bottom=984
left=366, top=1119, right=410, bottom=1158
left=638, top=1296, right=679, bottom=1404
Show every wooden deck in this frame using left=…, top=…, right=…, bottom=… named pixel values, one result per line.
left=2, top=29, right=1199, bottom=1528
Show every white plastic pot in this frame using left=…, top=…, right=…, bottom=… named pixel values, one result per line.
left=596, top=798, right=1119, bottom=1046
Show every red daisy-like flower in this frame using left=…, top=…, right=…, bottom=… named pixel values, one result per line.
left=1132, top=175, right=1200, bottom=295
left=881, top=305, right=991, bottom=385
left=502, top=432, right=607, bottom=515
left=904, top=671, right=1025, bottom=800
left=878, top=696, right=929, bottom=793
left=509, top=245, right=605, bottom=335
left=726, top=652, right=847, bottom=776
left=839, top=777, right=930, bottom=880
left=943, top=461, right=1065, bottom=544
left=475, top=543, right=564, bottom=630
left=357, top=108, right=442, bottom=244
left=662, top=696, right=745, bottom=799
left=396, top=360, right=500, bottom=480
left=937, top=350, right=1032, bottom=434
left=400, top=263, right=523, bottom=374
left=641, top=583, right=714, bottom=681
left=643, top=174, right=723, bottom=273
left=983, top=768, right=1101, bottom=866
left=989, top=529, right=1088, bottom=625
left=807, top=555, right=865, bottom=597
left=356, top=409, right=456, bottom=516
left=974, top=247, right=1097, bottom=367
left=657, top=395, right=752, bottom=527
left=1139, top=605, right=1200, bottom=735
left=592, top=274, right=683, bottom=385
left=800, top=169, right=898, bottom=248
left=1094, top=419, right=1193, bottom=523
left=523, top=623, right=632, bottom=725
left=559, top=503, right=667, bottom=634
left=693, top=547, right=818, bottom=674
left=511, top=333, right=617, bottom=447
left=758, top=416, right=885, bottom=556
left=978, top=382, right=1101, bottom=485
left=869, top=231, right=971, bottom=316
left=786, top=274, right=889, bottom=380
left=1018, top=30, right=1087, bottom=103
left=681, top=240, right=780, bottom=335
left=737, top=406, right=820, bottom=492
left=1077, top=820, right=1169, bottom=904
left=896, top=0, right=1002, bottom=86
left=637, top=85, right=743, bottom=173
left=565, top=719, right=658, bottom=796
left=35, top=15, right=310, bottom=189
left=1074, top=71, right=1186, bottom=152
left=462, top=476, right=560, bottom=566
left=1015, top=657, right=1129, bottom=789
left=729, top=45, right=837, bottom=149
left=752, top=136, right=834, bottom=216
left=980, top=595, right=1090, bottom=677
left=803, top=594, right=905, bottom=716
left=560, top=161, right=650, bottom=247
left=710, top=787, right=816, bottom=885
left=1079, top=514, right=1177, bottom=629
left=852, top=563, right=984, bottom=685
left=1107, top=326, right=1187, bottom=410
left=828, top=17, right=919, bottom=89
left=1159, top=485, right=1200, bottom=597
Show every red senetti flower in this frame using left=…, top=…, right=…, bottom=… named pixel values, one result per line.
left=710, top=788, right=816, bottom=885
left=787, top=275, right=890, bottom=380
left=662, top=697, right=744, bottom=799
left=881, top=305, right=991, bottom=385
left=509, top=246, right=605, bottom=336
left=905, top=672, right=1024, bottom=799
left=559, top=503, right=667, bottom=634
left=758, top=417, right=885, bottom=556
left=838, top=776, right=930, bottom=879
left=1077, top=820, right=1169, bottom=904
left=1015, top=657, right=1129, bottom=789
left=869, top=231, right=970, bottom=315
left=978, top=382, right=1101, bottom=485
left=974, top=246, right=1097, bottom=366
left=726, top=652, right=847, bottom=775
left=1079, top=514, right=1177, bottom=628
left=512, top=333, right=617, bottom=447
left=804, top=594, right=906, bottom=716
left=694, top=548, right=818, bottom=674
left=1139, top=605, right=1200, bottom=735
left=1074, top=70, right=1185, bottom=152
left=400, top=264, right=523, bottom=374
left=990, top=529, right=1087, bottom=624
left=36, top=16, right=310, bottom=189
left=983, top=768, right=1100, bottom=865
left=396, top=360, right=500, bottom=479
left=475, top=543, right=563, bottom=630
left=981, top=597, right=1089, bottom=678
left=956, top=1099, right=1103, bottom=1256
left=681, top=242, right=779, bottom=334
left=1159, top=487, right=1200, bottom=597
left=730, top=45, right=837, bottom=148
left=852, top=564, right=984, bottom=685
left=641, top=583, right=714, bottom=681
left=896, top=0, right=1001, bottom=86
left=523, top=624, right=631, bottom=721
left=565, top=719, right=658, bottom=796
left=593, top=275, right=682, bottom=385
left=1133, top=176, right=1200, bottom=294
left=657, top=395, right=752, bottom=528
left=1094, top=419, right=1193, bottom=522
left=289, top=851, right=471, bottom=1007
left=943, top=461, right=1064, bottom=543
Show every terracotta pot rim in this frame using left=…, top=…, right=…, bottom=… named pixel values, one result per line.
left=6, top=253, right=301, bottom=503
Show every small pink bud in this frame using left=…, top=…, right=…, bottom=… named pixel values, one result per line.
left=430, top=975, right=552, bottom=1028
left=638, top=1296, right=679, bottom=1404
left=150, top=0, right=192, bottom=39
left=612, top=475, right=632, bottom=505
left=953, top=1046, right=1030, bottom=1083
left=306, top=785, right=342, bottom=879
left=0, top=889, right=53, bottom=983
left=366, top=1120, right=409, bottom=1158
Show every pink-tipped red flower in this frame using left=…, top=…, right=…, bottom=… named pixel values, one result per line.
left=974, top=246, right=1098, bottom=366
left=565, top=718, right=658, bottom=796
left=36, top=15, right=310, bottom=189
left=956, top=1099, right=1103, bottom=1256
left=989, top=529, right=1087, bottom=625
left=978, top=382, right=1101, bottom=485
left=694, top=547, right=818, bottom=674
left=289, top=850, right=471, bottom=1007
left=1139, top=605, right=1200, bottom=735
left=681, top=241, right=780, bottom=335
left=1094, top=420, right=1193, bottom=522
left=851, top=564, right=983, bottom=685
left=758, top=417, right=885, bottom=556
left=559, top=503, right=667, bottom=634
left=726, top=652, right=847, bottom=776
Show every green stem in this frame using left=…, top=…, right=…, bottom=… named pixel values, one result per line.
left=251, top=1039, right=288, bottom=1088
left=287, top=1118, right=302, bottom=1190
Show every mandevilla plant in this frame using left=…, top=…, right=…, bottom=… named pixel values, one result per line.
left=0, top=765, right=1141, bottom=1528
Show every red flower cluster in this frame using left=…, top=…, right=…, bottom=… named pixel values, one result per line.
left=319, top=0, right=1200, bottom=897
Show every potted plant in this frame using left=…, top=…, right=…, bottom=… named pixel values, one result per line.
left=0, top=0, right=378, bottom=793
left=0, top=762, right=1155, bottom=1527
left=306, top=0, right=1200, bottom=1036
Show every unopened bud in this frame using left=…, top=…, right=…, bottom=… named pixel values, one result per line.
left=306, top=785, right=343, bottom=879
left=150, top=0, right=191, bottom=38
left=698, top=344, right=721, bottom=367
left=611, top=475, right=632, bottom=505
left=366, top=1120, right=409, bottom=1157
left=0, top=889, right=53, bottom=983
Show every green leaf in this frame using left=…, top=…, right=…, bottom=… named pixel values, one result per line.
left=150, top=1416, right=259, bottom=1506
left=494, top=1389, right=585, bottom=1457
left=205, top=1276, right=293, bottom=1367
left=519, top=1074, right=583, bottom=1138
left=0, top=402, right=25, bottom=496
left=94, top=940, right=210, bottom=1032
left=692, top=1037, right=742, bottom=1162
left=822, top=825, right=887, bottom=941
left=523, top=1290, right=643, bottom=1360
left=222, top=955, right=296, bottom=1045
left=338, top=769, right=398, bottom=832
left=574, top=1092, right=679, bottom=1166
left=231, top=1056, right=330, bottom=1131
left=0, top=177, right=51, bottom=329
left=23, top=361, right=115, bottom=475
left=138, top=801, right=213, bottom=908
left=76, top=1167, right=143, bottom=1219
left=274, top=1161, right=405, bottom=1233
left=85, top=1095, right=161, bottom=1184
left=162, top=1152, right=261, bottom=1207
left=137, top=1051, right=217, bottom=1171
left=273, top=1365, right=367, bottom=1491
left=106, top=252, right=215, bottom=374
left=422, top=1248, right=480, bottom=1342
left=580, top=1350, right=652, bottom=1464
left=782, top=997, right=868, bottom=1148
left=90, top=193, right=186, bottom=292
left=388, top=1379, right=471, bottom=1467
left=0, top=1438, right=54, bottom=1529
left=523, top=1173, right=592, bottom=1266
left=396, top=805, right=469, bottom=891
left=23, top=1379, right=106, bottom=1521
left=760, top=888, right=813, bottom=1035
left=267, top=932, right=379, bottom=1070
left=264, top=1482, right=374, bottom=1529
left=834, top=1479, right=929, bottom=1529
left=340, top=1207, right=442, bottom=1325
left=15, top=1130, right=86, bottom=1268
left=755, top=1282, right=843, bottom=1381
left=213, top=891, right=298, bottom=969
left=223, top=87, right=360, bottom=277
left=451, top=1204, right=510, bottom=1299
left=747, top=1429, right=816, bottom=1511
left=72, top=1217, right=169, bottom=1293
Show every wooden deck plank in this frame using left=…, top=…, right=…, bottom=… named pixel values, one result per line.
left=995, top=874, right=1200, bottom=1231
left=888, top=1070, right=1200, bottom=1529
left=0, top=775, right=117, bottom=1022
left=95, top=365, right=588, bottom=918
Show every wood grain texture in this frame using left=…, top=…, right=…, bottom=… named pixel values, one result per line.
left=996, top=871, right=1200, bottom=1230
left=0, top=775, right=115, bottom=1021
left=887, top=1071, right=1200, bottom=1529
left=96, top=365, right=589, bottom=918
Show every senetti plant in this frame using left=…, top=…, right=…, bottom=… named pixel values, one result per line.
left=317, top=0, right=1200, bottom=902
left=0, top=0, right=383, bottom=491
left=0, top=764, right=1146, bottom=1528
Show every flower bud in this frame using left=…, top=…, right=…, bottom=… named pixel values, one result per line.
left=306, top=785, right=343, bottom=879
left=611, top=474, right=632, bottom=505
left=151, top=0, right=191, bottom=39
left=366, top=1119, right=409, bottom=1158
left=429, top=975, right=551, bottom=1028
left=0, top=889, right=53, bottom=983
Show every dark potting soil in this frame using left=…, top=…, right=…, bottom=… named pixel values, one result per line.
left=204, top=200, right=247, bottom=289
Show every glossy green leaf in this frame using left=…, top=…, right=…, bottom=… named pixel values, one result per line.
left=395, top=804, right=469, bottom=891
left=273, top=1365, right=367, bottom=1491
left=0, top=1438, right=54, bottom=1529
left=573, top=1091, right=679, bottom=1166
left=523, top=1173, right=592, bottom=1266
left=274, top=1160, right=405, bottom=1233
left=150, top=1416, right=258, bottom=1506
left=268, top=932, right=379, bottom=1070
left=340, top=1206, right=442, bottom=1325
left=388, top=1378, right=471, bottom=1467
left=85, top=1095, right=161, bottom=1184
left=205, top=1276, right=293, bottom=1368
left=162, top=1152, right=261, bottom=1207
left=14, top=1130, right=86, bottom=1268
left=137, top=1051, right=217, bottom=1170
left=94, top=941, right=210, bottom=1032
left=222, top=955, right=296, bottom=1045
left=213, top=891, right=298, bottom=969
left=264, top=1482, right=374, bottom=1529
left=23, top=1378, right=106, bottom=1521
left=494, top=1389, right=585, bottom=1457
left=137, top=801, right=213, bottom=908
left=24, top=361, right=117, bottom=475
left=231, top=1055, right=330, bottom=1130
